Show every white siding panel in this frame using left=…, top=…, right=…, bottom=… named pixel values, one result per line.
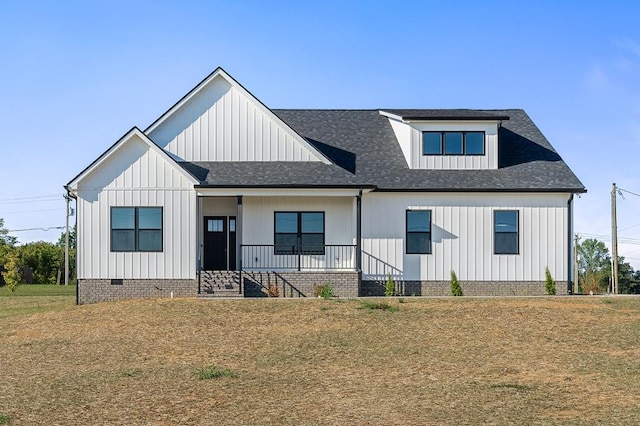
left=152, top=80, right=324, bottom=163
left=76, top=140, right=196, bottom=280
left=362, top=192, right=571, bottom=282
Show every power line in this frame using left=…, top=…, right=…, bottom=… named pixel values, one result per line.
left=0, top=194, right=61, bottom=202
left=0, top=207, right=65, bottom=215
left=7, top=226, right=65, bottom=232
left=618, top=187, right=640, bottom=198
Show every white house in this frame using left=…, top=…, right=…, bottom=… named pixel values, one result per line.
left=66, top=68, right=585, bottom=303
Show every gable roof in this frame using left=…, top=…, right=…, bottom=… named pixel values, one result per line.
left=66, top=127, right=199, bottom=190
left=186, top=109, right=586, bottom=193
left=144, top=67, right=330, bottom=164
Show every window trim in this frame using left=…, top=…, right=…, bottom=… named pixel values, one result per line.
left=110, top=207, right=163, bottom=253
left=422, top=131, right=486, bottom=156
left=274, top=211, right=325, bottom=255
left=494, top=210, right=519, bottom=255
left=406, top=209, right=432, bottom=254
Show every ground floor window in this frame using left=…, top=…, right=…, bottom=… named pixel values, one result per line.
left=406, top=210, right=431, bottom=254
left=494, top=210, right=519, bottom=254
left=274, top=212, right=324, bottom=255
left=111, top=207, right=163, bottom=252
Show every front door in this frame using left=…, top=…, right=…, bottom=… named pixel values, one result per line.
left=203, top=216, right=237, bottom=270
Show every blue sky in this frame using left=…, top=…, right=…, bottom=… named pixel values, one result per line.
left=1, top=1, right=639, bottom=267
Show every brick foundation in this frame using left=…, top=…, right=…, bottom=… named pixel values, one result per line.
left=78, top=278, right=198, bottom=304
left=242, top=271, right=360, bottom=298
left=361, top=280, right=569, bottom=297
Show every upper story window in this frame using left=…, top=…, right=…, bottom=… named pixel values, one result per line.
left=422, top=131, right=485, bottom=156
left=111, top=207, right=163, bottom=252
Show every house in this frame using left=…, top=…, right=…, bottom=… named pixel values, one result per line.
left=66, top=67, right=586, bottom=304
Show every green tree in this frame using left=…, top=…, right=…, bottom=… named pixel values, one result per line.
left=577, top=239, right=611, bottom=294
left=0, top=218, right=17, bottom=247
left=617, top=256, right=640, bottom=294
left=19, top=241, right=63, bottom=284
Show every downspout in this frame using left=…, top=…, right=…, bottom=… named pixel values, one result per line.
left=356, top=189, right=362, bottom=294
left=64, top=185, right=78, bottom=305
left=567, top=194, right=574, bottom=295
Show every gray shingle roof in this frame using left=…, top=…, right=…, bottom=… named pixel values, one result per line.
left=181, top=109, right=585, bottom=193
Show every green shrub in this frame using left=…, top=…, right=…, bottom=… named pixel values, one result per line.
left=384, top=274, right=396, bottom=297
left=4, top=251, right=22, bottom=293
left=194, top=365, right=234, bottom=380
left=545, top=267, right=556, bottom=295
left=0, top=413, right=10, bottom=425
left=313, top=284, right=334, bottom=300
left=359, top=301, right=399, bottom=312
left=450, top=271, right=463, bottom=296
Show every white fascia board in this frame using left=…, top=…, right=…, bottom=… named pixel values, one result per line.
left=144, top=67, right=331, bottom=164
left=196, top=187, right=372, bottom=197
left=67, top=127, right=198, bottom=192
left=378, top=110, right=405, bottom=122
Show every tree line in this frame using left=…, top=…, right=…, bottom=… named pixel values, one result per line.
left=577, top=238, right=640, bottom=294
left=0, top=218, right=76, bottom=291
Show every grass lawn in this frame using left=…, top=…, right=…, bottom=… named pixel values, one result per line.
left=0, top=285, right=75, bottom=319
left=0, top=296, right=639, bottom=425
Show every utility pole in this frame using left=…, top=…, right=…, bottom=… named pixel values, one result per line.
left=574, top=233, right=580, bottom=294
left=611, top=183, right=619, bottom=294
left=64, top=192, right=70, bottom=286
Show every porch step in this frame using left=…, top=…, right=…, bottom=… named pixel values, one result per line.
left=199, top=270, right=243, bottom=298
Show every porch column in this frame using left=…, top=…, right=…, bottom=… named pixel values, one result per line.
left=237, top=196, right=243, bottom=270
left=197, top=195, right=203, bottom=294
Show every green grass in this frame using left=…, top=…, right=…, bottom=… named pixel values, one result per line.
left=194, top=365, right=235, bottom=380
left=0, top=413, right=10, bottom=425
left=0, top=284, right=75, bottom=297
left=358, top=300, right=400, bottom=312
left=0, top=285, right=75, bottom=319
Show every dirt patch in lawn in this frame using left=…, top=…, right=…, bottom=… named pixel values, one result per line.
left=0, top=296, right=639, bottom=425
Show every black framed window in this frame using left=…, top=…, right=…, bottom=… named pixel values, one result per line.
left=274, top=212, right=324, bottom=255
left=111, top=207, right=162, bottom=252
left=406, top=210, right=431, bottom=254
left=494, top=210, right=518, bottom=254
left=422, top=131, right=485, bottom=156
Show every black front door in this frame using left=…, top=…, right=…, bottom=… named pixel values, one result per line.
left=203, top=216, right=237, bottom=270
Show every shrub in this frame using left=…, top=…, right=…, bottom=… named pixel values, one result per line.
left=384, top=273, right=396, bottom=297
left=0, top=414, right=10, bottom=425
left=313, top=284, right=334, bottom=300
left=450, top=271, right=463, bottom=296
left=4, top=251, right=22, bottom=293
left=266, top=281, right=279, bottom=297
left=194, top=365, right=234, bottom=380
left=544, top=267, right=556, bottom=295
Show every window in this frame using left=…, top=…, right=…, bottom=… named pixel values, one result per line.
left=111, top=207, right=162, bottom=252
left=406, top=210, right=431, bottom=254
left=422, top=131, right=485, bottom=156
left=274, top=212, right=324, bottom=255
left=494, top=210, right=518, bottom=254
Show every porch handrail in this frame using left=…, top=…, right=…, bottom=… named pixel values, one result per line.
left=240, top=244, right=357, bottom=271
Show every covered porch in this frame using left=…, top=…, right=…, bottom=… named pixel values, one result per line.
left=195, top=188, right=365, bottom=297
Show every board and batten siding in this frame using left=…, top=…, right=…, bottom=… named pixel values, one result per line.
left=361, top=192, right=570, bottom=282
left=148, top=76, right=324, bottom=163
left=76, top=137, right=196, bottom=280
left=387, top=118, right=499, bottom=170
left=241, top=196, right=356, bottom=270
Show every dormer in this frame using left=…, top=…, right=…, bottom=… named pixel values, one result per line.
left=380, top=109, right=510, bottom=170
